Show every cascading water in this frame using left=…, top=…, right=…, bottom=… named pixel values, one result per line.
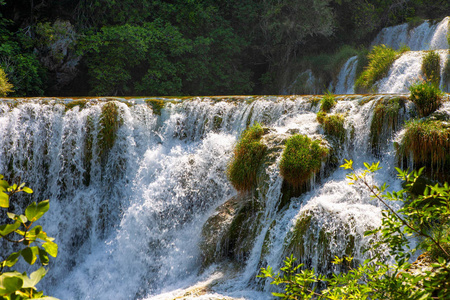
left=334, top=56, right=358, bottom=94
left=371, top=17, right=450, bottom=51
left=0, top=93, right=432, bottom=299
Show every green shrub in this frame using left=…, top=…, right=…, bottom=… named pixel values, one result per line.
left=317, top=113, right=346, bottom=143
left=421, top=51, right=440, bottom=86
left=355, top=45, right=409, bottom=92
left=279, top=134, right=328, bottom=189
left=0, top=67, right=13, bottom=96
left=145, top=99, right=165, bottom=115
left=409, top=80, right=443, bottom=117
left=397, top=119, right=450, bottom=181
left=260, top=161, right=450, bottom=299
left=319, top=91, right=336, bottom=113
left=0, top=175, right=59, bottom=299
left=227, top=123, right=267, bottom=192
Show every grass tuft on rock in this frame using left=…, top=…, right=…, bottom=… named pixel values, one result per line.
left=145, top=99, right=165, bottom=115
left=397, top=119, right=450, bottom=181
left=370, top=97, right=404, bottom=154
left=99, top=101, right=120, bottom=157
left=409, top=80, right=443, bottom=118
left=280, top=134, right=328, bottom=190
left=320, top=91, right=336, bottom=113
left=227, top=123, right=267, bottom=192
left=317, top=112, right=346, bottom=144
left=355, top=45, right=409, bottom=92
left=421, top=51, right=441, bottom=86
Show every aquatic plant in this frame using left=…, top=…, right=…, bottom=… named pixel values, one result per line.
left=279, top=134, right=328, bottom=190
left=227, top=123, right=267, bottom=192
left=409, top=80, right=443, bottom=117
left=145, top=99, right=165, bottom=115
left=397, top=119, right=450, bottom=181
left=317, top=112, right=346, bottom=144
left=370, top=97, right=404, bottom=154
left=99, top=101, right=120, bottom=157
left=421, top=51, right=440, bottom=86
left=319, top=91, right=336, bottom=113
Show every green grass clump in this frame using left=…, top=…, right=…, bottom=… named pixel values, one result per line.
left=145, top=99, right=165, bottom=115
left=397, top=119, right=450, bottom=181
left=421, top=51, right=441, bottom=86
left=355, top=45, right=409, bottom=92
left=279, top=134, right=329, bottom=189
left=317, top=113, right=346, bottom=143
left=227, top=123, right=267, bottom=192
left=65, top=100, right=88, bottom=111
left=370, top=97, right=404, bottom=154
left=99, top=101, right=120, bottom=157
left=409, top=80, right=443, bottom=117
left=320, top=91, right=336, bottom=113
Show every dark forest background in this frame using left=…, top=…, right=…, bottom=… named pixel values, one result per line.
left=0, top=0, right=449, bottom=96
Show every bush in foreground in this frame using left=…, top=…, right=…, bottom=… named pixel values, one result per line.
left=260, top=161, right=450, bottom=299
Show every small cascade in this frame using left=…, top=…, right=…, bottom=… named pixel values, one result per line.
left=371, top=17, right=450, bottom=51
left=376, top=50, right=449, bottom=93
left=1, top=95, right=448, bottom=299
left=334, top=56, right=358, bottom=94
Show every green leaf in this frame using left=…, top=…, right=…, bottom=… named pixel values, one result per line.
left=21, top=267, right=47, bottom=288
left=5, top=252, right=20, bottom=268
left=38, top=248, right=49, bottom=265
left=0, top=191, right=9, bottom=208
left=0, top=273, right=23, bottom=295
left=22, top=187, right=33, bottom=194
left=42, top=241, right=58, bottom=257
left=0, top=179, right=9, bottom=189
left=0, top=220, right=21, bottom=237
left=25, top=200, right=49, bottom=222
left=21, top=247, right=39, bottom=265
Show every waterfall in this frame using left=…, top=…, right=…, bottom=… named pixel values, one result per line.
left=334, top=56, right=358, bottom=94
left=371, top=17, right=450, bottom=51
left=0, top=94, right=430, bottom=299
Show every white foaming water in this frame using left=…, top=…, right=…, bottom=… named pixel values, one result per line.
left=372, top=17, right=450, bottom=51
left=377, top=50, right=449, bottom=93
left=0, top=96, right=423, bottom=299
left=334, top=56, right=358, bottom=94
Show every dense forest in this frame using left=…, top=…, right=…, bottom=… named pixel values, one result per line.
left=0, top=0, right=449, bottom=97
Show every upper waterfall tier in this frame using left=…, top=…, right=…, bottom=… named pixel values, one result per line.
left=371, top=17, right=449, bottom=51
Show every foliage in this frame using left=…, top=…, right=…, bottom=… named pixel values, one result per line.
left=421, top=51, right=441, bottom=86
left=319, top=92, right=336, bottom=113
left=355, top=45, right=409, bottom=92
left=227, top=123, right=267, bottom=192
left=369, top=97, right=404, bottom=154
left=260, top=160, right=450, bottom=299
left=279, top=135, right=328, bottom=190
left=0, top=175, right=58, bottom=299
left=408, top=80, right=443, bottom=117
left=0, top=67, right=13, bottom=96
left=397, top=119, right=450, bottom=182
left=145, top=99, right=165, bottom=116
left=317, top=113, right=346, bottom=144
left=0, top=26, right=47, bottom=96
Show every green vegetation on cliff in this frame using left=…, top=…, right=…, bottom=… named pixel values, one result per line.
left=421, top=51, right=441, bottom=86
left=1, top=0, right=449, bottom=96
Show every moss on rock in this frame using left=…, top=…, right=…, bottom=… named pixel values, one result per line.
left=227, top=123, right=267, bottom=192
